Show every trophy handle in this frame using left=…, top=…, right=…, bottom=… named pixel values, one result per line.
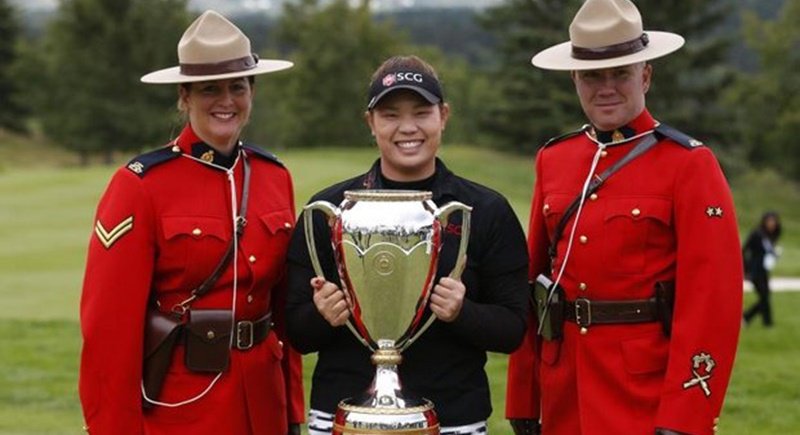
left=303, top=200, right=340, bottom=279
left=303, top=200, right=375, bottom=352
left=401, top=201, right=472, bottom=352
left=434, top=202, right=473, bottom=279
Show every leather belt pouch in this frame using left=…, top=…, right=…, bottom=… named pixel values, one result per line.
left=142, top=308, right=183, bottom=406
left=533, top=273, right=564, bottom=341
left=185, top=309, right=232, bottom=372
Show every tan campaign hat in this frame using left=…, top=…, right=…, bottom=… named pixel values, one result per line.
left=531, top=0, right=684, bottom=71
left=141, top=10, right=292, bottom=84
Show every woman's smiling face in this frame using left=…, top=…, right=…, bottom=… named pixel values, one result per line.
left=366, top=89, right=449, bottom=182
left=180, top=77, right=254, bottom=153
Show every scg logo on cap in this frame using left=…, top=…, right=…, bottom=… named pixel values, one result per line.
left=368, top=69, right=442, bottom=109
left=382, top=72, right=424, bottom=87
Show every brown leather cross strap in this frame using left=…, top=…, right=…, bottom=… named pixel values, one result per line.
left=193, top=151, right=251, bottom=298
left=548, top=133, right=658, bottom=261
left=168, top=151, right=251, bottom=315
left=564, top=297, right=659, bottom=327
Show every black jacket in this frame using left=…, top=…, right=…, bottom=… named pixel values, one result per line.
left=286, top=158, right=529, bottom=425
left=743, top=229, right=772, bottom=279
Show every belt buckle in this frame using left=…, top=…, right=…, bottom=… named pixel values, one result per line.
left=236, top=320, right=254, bottom=350
left=575, top=298, right=592, bottom=328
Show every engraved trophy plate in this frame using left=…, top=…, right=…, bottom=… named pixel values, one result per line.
left=305, top=190, right=471, bottom=435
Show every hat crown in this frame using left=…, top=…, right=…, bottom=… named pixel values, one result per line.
left=530, top=0, right=683, bottom=70
left=140, top=9, right=293, bottom=84
left=178, top=10, right=251, bottom=65
left=569, top=0, right=643, bottom=49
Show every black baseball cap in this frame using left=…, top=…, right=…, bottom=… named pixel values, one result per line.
left=367, top=67, right=444, bottom=110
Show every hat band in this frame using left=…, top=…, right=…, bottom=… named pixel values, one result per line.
left=180, top=54, right=258, bottom=76
left=572, top=33, right=649, bottom=60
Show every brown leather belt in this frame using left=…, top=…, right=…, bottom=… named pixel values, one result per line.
left=234, top=312, right=272, bottom=350
left=564, top=298, right=658, bottom=328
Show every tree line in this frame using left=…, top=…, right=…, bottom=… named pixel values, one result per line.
left=0, top=0, right=798, bottom=181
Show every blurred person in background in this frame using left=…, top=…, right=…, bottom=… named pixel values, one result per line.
left=79, top=10, right=303, bottom=434
left=743, top=211, right=782, bottom=327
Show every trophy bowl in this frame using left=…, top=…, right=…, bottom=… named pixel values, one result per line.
left=304, top=190, right=471, bottom=435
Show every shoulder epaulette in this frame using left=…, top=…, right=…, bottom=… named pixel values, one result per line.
left=543, top=125, right=590, bottom=148
left=243, top=144, right=285, bottom=167
left=125, top=146, right=180, bottom=177
left=655, top=124, right=705, bottom=149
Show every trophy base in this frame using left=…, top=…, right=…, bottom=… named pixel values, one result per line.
left=332, top=398, right=439, bottom=435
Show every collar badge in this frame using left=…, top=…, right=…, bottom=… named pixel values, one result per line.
left=127, top=161, right=144, bottom=174
left=200, top=150, right=215, bottom=163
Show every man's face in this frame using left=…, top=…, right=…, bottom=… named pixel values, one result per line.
left=571, top=63, right=652, bottom=131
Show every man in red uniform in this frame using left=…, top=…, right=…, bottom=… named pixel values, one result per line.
left=79, top=11, right=304, bottom=434
left=505, top=0, right=743, bottom=434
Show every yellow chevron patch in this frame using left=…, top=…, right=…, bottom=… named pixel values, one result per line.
left=95, top=216, right=134, bottom=249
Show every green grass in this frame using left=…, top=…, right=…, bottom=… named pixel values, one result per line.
left=722, top=293, right=800, bottom=434
left=0, top=321, right=83, bottom=434
left=1, top=298, right=798, bottom=434
left=1, top=140, right=799, bottom=433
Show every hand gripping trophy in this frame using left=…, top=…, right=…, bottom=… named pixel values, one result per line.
left=304, top=190, right=471, bottom=435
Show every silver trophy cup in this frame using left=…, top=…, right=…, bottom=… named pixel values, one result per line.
left=304, top=190, right=471, bottom=435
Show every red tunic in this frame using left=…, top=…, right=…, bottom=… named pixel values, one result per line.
left=79, top=125, right=304, bottom=434
left=506, top=110, right=742, bottom=435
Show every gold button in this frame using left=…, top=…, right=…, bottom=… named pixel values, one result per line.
left=714, top=418, right=720, bottom=424
left=579, top=282, right=587, bottom=291
left=713, top=426, right=718, bottom=433
left=248, top=255, right=256, bottom=263
left=206, top=330, right=215, bottom=340
left=579, top=235, right=588, bottom=244
left=600, top=150, right=608, bottom=158
left=631, top=208, right=641, bottom=217
left=580, top=327, right=588, bottom=335
left=278, top=340, right=284, bottom=348
left=171, top=145, right=181, bottom=153
left=192, top=228, right=202, bottom=236
left=83, top=425, right=89, bottom=432
left=543, top=204, right=550, bottom=214
left=284, top=222, right=292, bottom=229
left=589, top=193, right=598, bottom=201
left=247, top=294, right=253, bottom=303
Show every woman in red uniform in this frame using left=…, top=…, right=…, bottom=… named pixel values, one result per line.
left=79, top=10, right=303, bottom=434
left=505, top=0, right=743, bottom=434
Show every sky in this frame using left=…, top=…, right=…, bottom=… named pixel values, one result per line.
left=11, top=0, right=503, bottom=14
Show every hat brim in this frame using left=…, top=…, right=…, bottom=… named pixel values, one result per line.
left=531, top=31, right=684, bottom=71
left=140, top=59, right=294, bottom=84
left=367, top=85, right=441, bottom=110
